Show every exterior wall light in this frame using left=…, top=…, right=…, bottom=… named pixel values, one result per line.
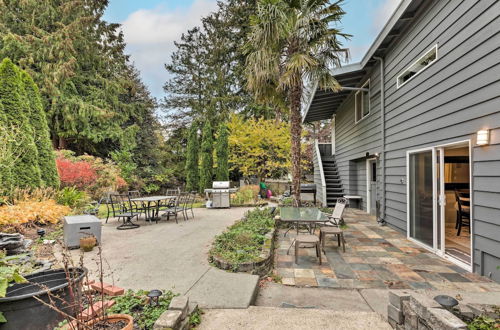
left=476, top=130, right=490, bottom=146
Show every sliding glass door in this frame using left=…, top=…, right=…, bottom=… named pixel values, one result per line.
left=408, top=150, right=434, bottom=247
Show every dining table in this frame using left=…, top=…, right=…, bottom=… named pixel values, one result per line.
left=130, top=195, right=176, bottom=223
left=279, top=207, right=330, bottom=255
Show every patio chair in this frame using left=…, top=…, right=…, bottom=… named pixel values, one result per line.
left=101, top=192, right=120, bottom=223
left=454, top=189, right=470, bottom=236
left=128, top=190, right=146, bottom=215
left=109, top=194, right=140, bottom=230
left=164, top=192, right=188, bottom=223
left=184, top=191, right=197, bottom=219
left=294, top=234, right=321, bottom=265
left=319, top=198, right=347, bottom=252
left=160, top=189, right=180, bottom=209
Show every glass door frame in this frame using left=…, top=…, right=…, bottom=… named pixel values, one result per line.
left=406, top=147, right=439, bottom=252
left=406, top=140, right=473, bottom=271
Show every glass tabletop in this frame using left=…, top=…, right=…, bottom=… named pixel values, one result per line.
left=279, top=207, right=329, bottom=222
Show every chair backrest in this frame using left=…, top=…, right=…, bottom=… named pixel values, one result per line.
left=128, top=190, right=141, bottom=199
left=188, top=191, right=197, bottom=207
left=109, top=194, right=133, bottom=213
left=331, top=198, right=347, bottom=219
left=177, top=192, right=189, bottom=208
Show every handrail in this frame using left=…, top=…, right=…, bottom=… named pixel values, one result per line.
left=314, top=139, right=328, bottom=206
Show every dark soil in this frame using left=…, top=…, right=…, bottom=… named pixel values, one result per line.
left=93, top=320, right=127, bottom=329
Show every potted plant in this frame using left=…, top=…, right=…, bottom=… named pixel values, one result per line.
left=79, top=236, right=97, bottom=252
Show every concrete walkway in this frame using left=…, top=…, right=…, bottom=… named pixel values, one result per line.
left=79, top=207, right=259, bottom=308
left=199, top=307, right=391, bottom=330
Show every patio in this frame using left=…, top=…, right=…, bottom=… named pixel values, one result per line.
left=275, top=208, right=500, bottom=292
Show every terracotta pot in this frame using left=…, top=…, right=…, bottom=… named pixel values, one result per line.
left=87, top=314, right=134, bottom=330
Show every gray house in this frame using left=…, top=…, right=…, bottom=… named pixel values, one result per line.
left=303, top=0, right=500, bottom=281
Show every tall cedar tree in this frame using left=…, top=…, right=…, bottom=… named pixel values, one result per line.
left=0, top=0, right=139, bottom=156
left=245, top=0, right=349, bottom=206
left=20, top=71, right=59, bottom=187
left=185, top=123, right=200, bottom=192
left=199, top=121, right=214, bottom=193
left=215, top=123, right=229, bottom=181
left=0, top=102, right=9, bottom=186
left=0, top=58, right=41, bottom=188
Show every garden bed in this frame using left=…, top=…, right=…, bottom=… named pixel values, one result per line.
left=209, top=208, right=276, bottom=275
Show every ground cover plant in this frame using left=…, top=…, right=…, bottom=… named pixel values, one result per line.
left=108, top=289, right=177, bottom=329
left=209, top=208, right=275, bottom=264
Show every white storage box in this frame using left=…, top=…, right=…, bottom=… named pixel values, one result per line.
left=63, top=215, right=102, bottom=248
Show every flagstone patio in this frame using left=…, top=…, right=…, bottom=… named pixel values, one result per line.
left=275, top=209, right=500, bottom=292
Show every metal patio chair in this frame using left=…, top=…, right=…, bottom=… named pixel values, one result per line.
left=319, top=198, right=347, bottom=252
left=109, top=194, right=141, bottom=230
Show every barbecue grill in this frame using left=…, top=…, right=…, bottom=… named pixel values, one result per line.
left=290, top=184, right=317, bottom=204
left=204, top=181, right=237, bottom=208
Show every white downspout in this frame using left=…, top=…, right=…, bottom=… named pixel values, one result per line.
left=374, top=56, right=386, bottom=225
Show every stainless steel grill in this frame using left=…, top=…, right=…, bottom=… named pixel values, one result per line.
left=204, top=181, right=237, bottom=208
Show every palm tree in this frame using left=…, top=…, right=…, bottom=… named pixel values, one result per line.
left=245, top=0, right=350, bottom=206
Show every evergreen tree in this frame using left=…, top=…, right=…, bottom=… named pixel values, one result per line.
left=215, top=123, right=229, bottom=181
left=0, top=102, right=11, bottom=189
left=20, top=70, right=59, bottom=188
left=0, top=58, right=41, bottom=188
left=199, top=121, right=213, bottom=193
left=185, top=123, right=200, bottom=192
left=0, top=1, right=141, bottom=155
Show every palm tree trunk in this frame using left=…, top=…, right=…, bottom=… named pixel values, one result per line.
left=290, top=83, right=302, bottom=207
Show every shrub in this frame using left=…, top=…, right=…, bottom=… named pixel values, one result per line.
left=56, top=150, right=128, bottom=199
left=56, top=158, right=98, bottom=190
left=231, top=185, right=259, bottom=205
left=56, top=187, right=89, bottom=210
left=209, top=208, right=275, bottom=264
left=0, top=200, right=70, bottom=226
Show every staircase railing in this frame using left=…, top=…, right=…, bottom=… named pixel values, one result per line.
left=313, top=139, right=327, bottom=206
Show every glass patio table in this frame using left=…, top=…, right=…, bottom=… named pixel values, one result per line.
left=279, top=207, right=330, bottom=235
left=130, top=195, right=176, bottom=223
left=279, top=207, right=330, bottom=255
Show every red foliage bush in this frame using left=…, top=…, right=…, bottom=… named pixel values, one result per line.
left=56, top=158, right=98, bottom=190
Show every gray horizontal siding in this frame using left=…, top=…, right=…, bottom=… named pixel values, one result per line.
left=380, top=0, right=500, bottom=278
left=329, top=0, right=500, bottom=278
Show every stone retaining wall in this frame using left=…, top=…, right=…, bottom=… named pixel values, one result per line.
left=211, top=227, right=277, bottom=276
left=388, top=290, right=499, bottom=330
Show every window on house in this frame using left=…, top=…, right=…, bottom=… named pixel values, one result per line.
left=355, top=80, right=370, bottom=123
left=397, top=45, right=438, bottom=88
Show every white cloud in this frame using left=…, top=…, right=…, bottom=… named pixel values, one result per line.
left=372, top=0, right=402, bottom=35
left=120, top=0, right=218, bottom=98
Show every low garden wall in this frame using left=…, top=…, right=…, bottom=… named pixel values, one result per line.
left=209, top=208, right=277, bottom=276
left=388, top=290, right=500, bottom=330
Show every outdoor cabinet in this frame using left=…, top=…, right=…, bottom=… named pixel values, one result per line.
left=63, top=215, right=102, bottom=248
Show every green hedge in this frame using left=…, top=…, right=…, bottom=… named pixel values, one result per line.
left=209, top=208, right=275, bottom=264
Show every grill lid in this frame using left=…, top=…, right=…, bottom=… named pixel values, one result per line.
left=212, top=181, right=230, bottom=189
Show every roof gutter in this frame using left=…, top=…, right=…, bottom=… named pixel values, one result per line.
left=374, top=56, right=386, bottom=226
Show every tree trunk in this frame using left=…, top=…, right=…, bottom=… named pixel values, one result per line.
left=290, top=83, right=302, bottom=207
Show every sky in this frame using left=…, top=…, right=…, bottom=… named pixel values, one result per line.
left=104, top=0, right=402, bottom=100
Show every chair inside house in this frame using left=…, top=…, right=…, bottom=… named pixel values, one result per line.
left=454, top=189, right=470, bottom=236
left=109, top=194, right=141, bottom=230
left=319, top=198, right=347, bottom=252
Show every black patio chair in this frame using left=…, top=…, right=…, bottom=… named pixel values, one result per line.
left=454, top=189, right=470, bottom=236
left=184, top=191, right=197, bottom=219
left=109, top=194, right=140, bottom=230
left=128, top=190, right=146, bottom=215
left=163, top=192, right=188, bottom=223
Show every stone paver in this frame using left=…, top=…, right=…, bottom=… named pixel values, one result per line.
left=275, top=209, right=500, bottom=291
left=198, top=306, right=391, bottom=330
left=77, top=207, right=259, bottom=308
